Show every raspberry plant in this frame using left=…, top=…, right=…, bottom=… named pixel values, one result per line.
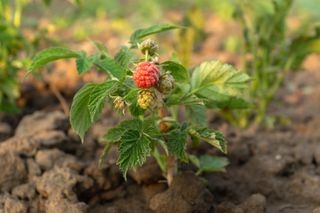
left=29, top=24, right=249, bottom=184
left=219, top=0, right=320, bottom=128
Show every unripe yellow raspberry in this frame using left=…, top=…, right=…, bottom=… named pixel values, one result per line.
left=138, top=90, right=155, bottom=109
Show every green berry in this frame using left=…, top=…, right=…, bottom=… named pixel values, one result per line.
left=157, top=73, right=175, bottom=94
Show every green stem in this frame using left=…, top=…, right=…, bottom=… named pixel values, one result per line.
left=158, top=108, right=177, bottom=186
left=145, top=50, right=149, bottom=62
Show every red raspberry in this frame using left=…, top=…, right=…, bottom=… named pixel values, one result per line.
left=133, top=62, right=160, bottom=88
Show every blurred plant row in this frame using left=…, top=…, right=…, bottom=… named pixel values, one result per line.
left=1, top=0, right=320, bottom=129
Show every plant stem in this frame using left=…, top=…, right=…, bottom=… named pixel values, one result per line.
left=166, top=154, right=177, bottom=186
left=158, top=108, right=177, bottom=186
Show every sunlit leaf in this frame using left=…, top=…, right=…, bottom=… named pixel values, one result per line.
left=88, top=81, right=117, bottom=122
left=28, top=47, right=81, bottom=73
left=188, top=127, right=227, bottom=154
left=130, top=23, right=180, bottom=46
left=76, top=53, right=99, bottom=75
left=161, top=61, right=189, bottom=83
left=115, top=46, right=135, bottom=70
left=197, top=155, right=229, bottom=174
left=185, top=103, right=207, bottom=127
left=118, top=130, right=152, bottom=178
left=191, top=60, right=250, bottom=108
left=167, top=125, right=188, bottom=160
left=70, top=84, right=96, bottom=142
left=95, top=57, right=125, bottom=80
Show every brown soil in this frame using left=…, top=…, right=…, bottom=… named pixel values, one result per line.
left=0, top=66, right=319, bottom=213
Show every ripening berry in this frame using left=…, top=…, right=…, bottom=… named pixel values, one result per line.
left=138, top=90, right=155, bottom=109
left=138, top=39, right=159, bottom=56
left=133, top=62, right=160, bottom=88
left=157, top=73, right=175, bottom=94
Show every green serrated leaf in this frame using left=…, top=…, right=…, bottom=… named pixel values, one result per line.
left=198, top=155, right=229, bottom=174
left=191, top=60, right=250, bottom=107
left=167, top=127, right=188, bottom=160
left=99, top=142, right=113, bottom=167
left=88, top=81, right=117, bottom=122
left=76, top=53, right=99, bottom=75
left=70, top=81, right=116, bottom=142
left=95, top=57, right=125, bottom=80
left=153, top=148, right=167, bottom=172
left=130, top=23, right=180, bottom=47
left=70, top=84, right=96, bottom=142
left=189, top=127, right=227, bottom=154
left=93, top=41, right=109, bottom=56
left=188, top=154, right=201, bottom=168
left=102, top=127, right=124, bottom=143
left=161, top=61, right=189, bottom=83
left=115, top=46, right=135, bottom=70
left=119, top=119, right=143, bottom=131
left=29, top=47, right=81, bottom=73
left=185, top=103, right=207, bottom=127
left=102, top=119, right=142, bottom=143
left=117, top=130, right=152, bottom=178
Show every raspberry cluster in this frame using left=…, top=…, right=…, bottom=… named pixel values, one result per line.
left=133, top=62, right=160, bottom=88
